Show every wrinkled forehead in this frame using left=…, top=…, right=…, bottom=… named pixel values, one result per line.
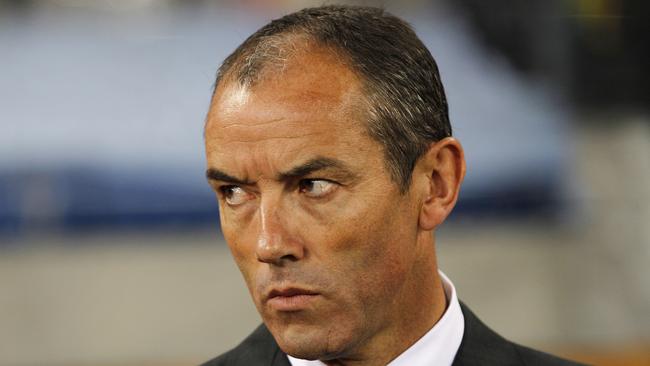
left=203, top=50, right=377, bottom=179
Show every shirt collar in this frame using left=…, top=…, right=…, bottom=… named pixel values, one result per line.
left=288, top=270, right=464, bottom=366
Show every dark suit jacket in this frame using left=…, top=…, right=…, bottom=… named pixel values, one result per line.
left=202, top=303, right=586, bottom=365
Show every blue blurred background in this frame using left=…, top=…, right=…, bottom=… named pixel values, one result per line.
left=0, top=0, right=576, bottom=237
left=1, top=1, right=648, bottom=365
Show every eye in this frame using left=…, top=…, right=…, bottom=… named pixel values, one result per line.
left=299, top=179, right=337, bottom=198
left=219, top=186, right=254, bottom=206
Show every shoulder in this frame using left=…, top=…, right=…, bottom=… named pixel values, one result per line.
left=454, top=302, right=588, bottom=366
left=200, top=324, right=287, bottom=366
left=514, top=344, right=587, bottom=366
left=513, top=344, right=584, bottom=366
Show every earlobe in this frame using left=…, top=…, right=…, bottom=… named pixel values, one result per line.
left=418, top=138, right=466, bottom=231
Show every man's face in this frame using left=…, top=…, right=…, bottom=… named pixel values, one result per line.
left=205, top=50, right=427, bottom=360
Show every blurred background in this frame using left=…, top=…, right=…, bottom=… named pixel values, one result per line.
left=1, top=0, right=648, bottom=365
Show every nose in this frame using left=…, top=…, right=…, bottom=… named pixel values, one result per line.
left=255, top=199, right=304, bottom=265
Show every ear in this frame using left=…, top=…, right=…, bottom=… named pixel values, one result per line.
left=417, top=137, right=466, bottom=231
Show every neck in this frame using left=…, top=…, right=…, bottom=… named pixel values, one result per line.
left=323, top=232, right=446, bottom=366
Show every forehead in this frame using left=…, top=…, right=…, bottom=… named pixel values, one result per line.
left=208, top=46, right=364, bottom=125
left=205, top=49, right=375, bottom=177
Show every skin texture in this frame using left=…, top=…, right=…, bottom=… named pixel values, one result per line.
left=204, top=46, right=466, bottom=366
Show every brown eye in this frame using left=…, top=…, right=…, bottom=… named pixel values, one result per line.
left=299, top=179, right=337, bottom=198
left=220, top=186, right=253, bottom=206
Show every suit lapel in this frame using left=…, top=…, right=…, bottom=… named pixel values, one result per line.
left=271, top=345, right=291, bottom=366
left=452, top=302, right=521, bottom=366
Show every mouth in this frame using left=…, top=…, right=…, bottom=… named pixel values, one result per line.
left=266, top=287, right=320, bottom=311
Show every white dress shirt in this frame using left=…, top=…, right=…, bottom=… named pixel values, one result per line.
left=288, top=271, right=465, bottom=366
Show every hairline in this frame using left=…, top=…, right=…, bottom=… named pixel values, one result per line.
left=212, top=35, right=414, bottom=193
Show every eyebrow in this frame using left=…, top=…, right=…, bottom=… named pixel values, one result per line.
left=278, top=157, right=354, bottom=181
left=205, top=169, right=254, bottom=186
left=205, top=157, right=356, bottom=185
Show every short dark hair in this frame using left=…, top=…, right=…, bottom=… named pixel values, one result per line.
left=214, top=5, right=452, bottom=192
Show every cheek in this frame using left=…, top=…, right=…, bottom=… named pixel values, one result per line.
left=320, top=195, right=412, bottom=259
left=324, top=207, right=413, bottom=297
left=348, top=233, right=410, bottom=293
left=220, top=202, right=258, bottom=258
left=220, top=213, right=260, bottom=290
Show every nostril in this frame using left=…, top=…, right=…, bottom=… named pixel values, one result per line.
left=280, top=253, right=299, bottom=262
left=255, top=235, right=305, bottom=265
left=256, top=246, right=300, bottom=265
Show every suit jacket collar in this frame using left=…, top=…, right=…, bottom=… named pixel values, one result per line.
left=452, top=302, right=520, bottom=365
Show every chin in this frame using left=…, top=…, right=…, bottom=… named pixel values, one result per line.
left=270, top=320, right=355, bottom=361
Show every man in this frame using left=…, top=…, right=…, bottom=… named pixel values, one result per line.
left=202, top=5, right=584, bottom=366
